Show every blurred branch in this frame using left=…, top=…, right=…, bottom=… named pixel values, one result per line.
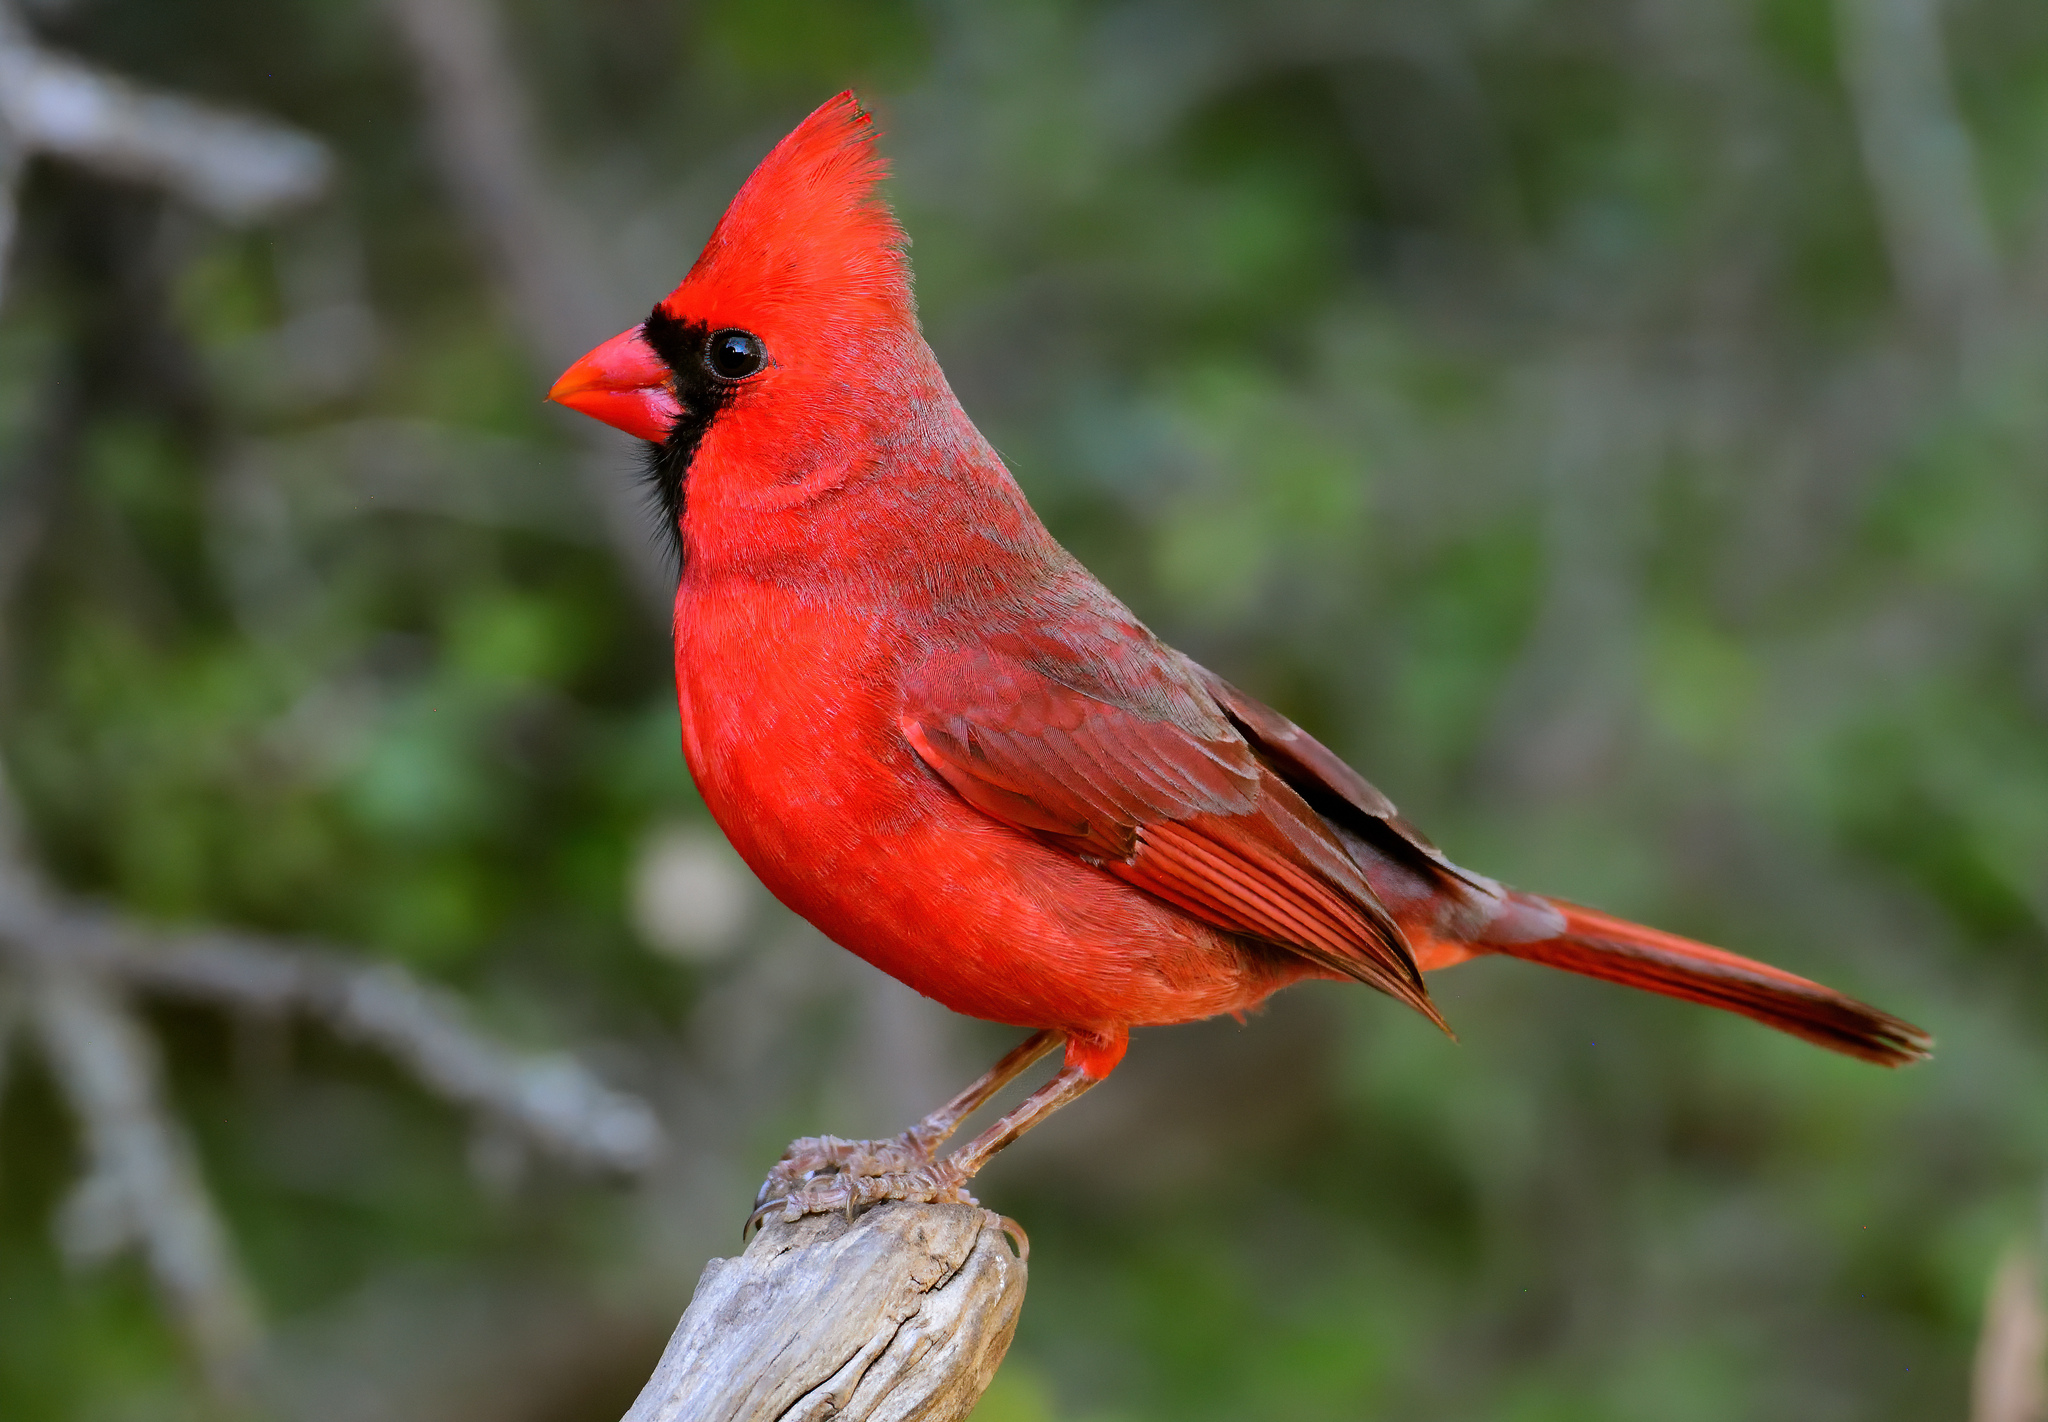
left=1836, top=0, right=2001, bottom=337
left=0, top=2, right=330, bottom=224
left=0, top=723, right=654, bottom=1174
left=1974, top=1240, right=2048, bottom=1422
left=0, top=973, right=18, bottom=1134
left=230, top=419, right=603, bottom=543
left=622, top=1203, right=1026, bottom=1422
left=375, top=0, right=596, bottom=362
left=29, top=962, right=262, bottom=1397
left=0, top=747, right=659, bottom=1395
left=0, top=119, right=21, bottom=312
left=381, top=0, right=675, bottom=612
left=0, top=892, right=662, bottom=1173
left=2, top=750, right=260, bottom=1395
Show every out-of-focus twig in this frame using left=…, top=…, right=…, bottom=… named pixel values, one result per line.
left=0, top=975, right=19, bottom=1137
left=3, top=736, right=262, bottom=1398
left=1974, top=1241, right=2048, bottom=1422
left=0, top=2, right=330, bottom=224
left=0, top=426, right=264, bottom=1391
left=30, top=963, right=262, bottom=1397
left=0, top=887, right=662, bottom=1175
left=0, top=120, right=22, bottom=312
left=0, top=741, right=659, bottom=1401
left=374, top=0, right=596, bottom=362
left=1836, top=0, right=2001, bottom=337
left=380, top=0, right=674, bottom=612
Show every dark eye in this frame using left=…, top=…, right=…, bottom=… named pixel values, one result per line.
left=705, top=329, right=766, bottom=381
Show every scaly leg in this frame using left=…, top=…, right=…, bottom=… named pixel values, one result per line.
left=931, top=1062, right=1097, bottom=1180
left=901, top=1027, right=1063, bottom=1153
left=753, top=1029, right=1060, bottom=1211
left=751, top=1030, right=1094, bottom=1228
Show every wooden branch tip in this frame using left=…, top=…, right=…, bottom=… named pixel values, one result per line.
left=622, top=1201, right=1028, bottom=1422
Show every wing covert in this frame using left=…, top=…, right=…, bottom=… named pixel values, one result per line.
left=902, top=640, right=1441, bottom=1025
left=1194, top=664, right=1502, bottom=898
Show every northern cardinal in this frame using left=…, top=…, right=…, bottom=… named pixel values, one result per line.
left=550, top=94, right=1930, bottom=1222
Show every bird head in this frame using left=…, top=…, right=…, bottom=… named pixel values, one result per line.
left=549, top=92, right=918, bottom=464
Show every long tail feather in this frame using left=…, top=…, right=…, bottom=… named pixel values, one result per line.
left=1494, top=898, right=1933, bottom=1067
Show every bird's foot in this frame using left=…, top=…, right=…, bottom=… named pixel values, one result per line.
left=748, top=1133, right=973, bottom=1234
left=754, top=1131, right=938, bottom=1200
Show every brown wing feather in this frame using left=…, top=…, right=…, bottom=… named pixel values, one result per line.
left=1193, top=664, right=1504, bottom=900
left=902, top=642, right=1442, bottom=1026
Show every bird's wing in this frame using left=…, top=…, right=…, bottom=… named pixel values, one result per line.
left=1189, top=665, right=1502, bottom=898
left=900, top=632, right=1440, bottom=1024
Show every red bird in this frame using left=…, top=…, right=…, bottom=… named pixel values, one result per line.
left=550, top=94, right=1930, bottom=1222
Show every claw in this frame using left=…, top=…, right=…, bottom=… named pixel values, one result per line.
left=742, top=1200, right=779, bottom=1242
left=742, top=1032, right=1084, bottom=1236
left=747, top=1130, right=958, bottom=1232
left=743, top=1157, right=973, bottom=1228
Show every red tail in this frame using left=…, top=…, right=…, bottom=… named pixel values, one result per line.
left=1495, top=899, right=1932, bottom=1067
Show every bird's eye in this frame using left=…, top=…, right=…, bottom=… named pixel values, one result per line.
left=705, top=329, right=766, bottom=381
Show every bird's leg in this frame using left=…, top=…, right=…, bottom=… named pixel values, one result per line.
left=927, top=1060, right=1098, bottom=1180
left=900, top=1027, right=1062, bottom=1154
left=753, top=1061, right=1099, bottom=1227
left=753, top=1030, right=1059, bottom=1210
left=751, top=1030, right=1095, bottom=1227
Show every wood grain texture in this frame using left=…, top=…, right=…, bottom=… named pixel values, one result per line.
left=620, top=1202, right=1026, bottom=1422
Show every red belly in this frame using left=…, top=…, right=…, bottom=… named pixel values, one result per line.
left=672, top=584, right=1317, bottom=1034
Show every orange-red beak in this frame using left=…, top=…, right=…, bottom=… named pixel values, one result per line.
left=548, top=325, right=680, bottom=443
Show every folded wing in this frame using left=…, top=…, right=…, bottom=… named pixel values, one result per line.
left=900, top=633, right=1443, bottom=1028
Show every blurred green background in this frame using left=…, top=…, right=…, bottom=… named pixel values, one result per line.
left=1, top=0, right=2044, bottom=1417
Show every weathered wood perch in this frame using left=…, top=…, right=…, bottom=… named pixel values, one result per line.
left=620, top=1202, right=1028, bottom=1422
